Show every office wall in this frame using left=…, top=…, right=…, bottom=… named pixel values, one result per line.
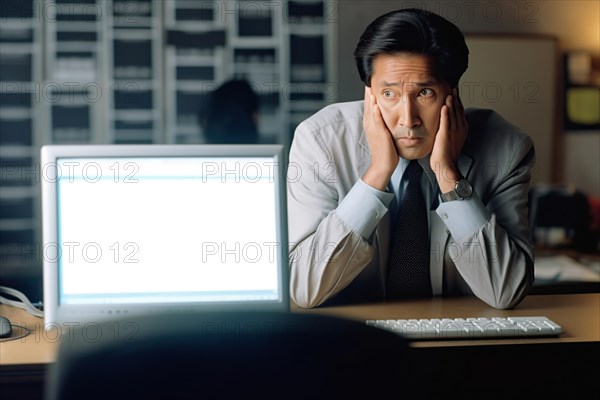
left=336, top=0, right=600, bottom=196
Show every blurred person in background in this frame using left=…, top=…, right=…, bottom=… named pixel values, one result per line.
left=200, top=79, right=260, bottom=144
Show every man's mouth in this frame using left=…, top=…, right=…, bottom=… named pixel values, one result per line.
left=397, top=136, right=424, bottom=146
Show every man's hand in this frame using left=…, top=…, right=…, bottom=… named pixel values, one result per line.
left=430, top=87, right=468, bottom=193
left=362, top=86, right=399, bottom=191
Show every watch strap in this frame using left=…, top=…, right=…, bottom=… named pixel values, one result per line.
left=440, top=188, right=460, bottom=202
left=440, top=178, right=472, bottom=202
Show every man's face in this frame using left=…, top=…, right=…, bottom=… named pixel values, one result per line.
left=370, top=52, right=452, bottom=160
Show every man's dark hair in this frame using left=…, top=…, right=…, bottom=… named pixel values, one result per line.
left=354, top=8, right=469, bottom=88
left=201, top=79, right=259, bottom=144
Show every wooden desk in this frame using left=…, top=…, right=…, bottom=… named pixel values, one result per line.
left=2, top=294, right=599, bottom=399
left=0, top=305, right=56, bottom=365
left=294, top=292, right=600, bottom=347
left=298, top=293, right=599, bottom=398
left=0, top=304, right=52, bottom=399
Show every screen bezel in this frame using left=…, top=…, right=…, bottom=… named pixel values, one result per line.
left=41, top=144, right=289, bottom=327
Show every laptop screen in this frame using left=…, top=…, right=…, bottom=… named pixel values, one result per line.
left=42, top=145, right=289, bottom=325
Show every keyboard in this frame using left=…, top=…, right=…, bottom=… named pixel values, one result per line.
left=366, top=316, right=564, bottom=340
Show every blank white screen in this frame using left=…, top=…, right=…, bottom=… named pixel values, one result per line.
left=55, top=157, right=280, bottom=305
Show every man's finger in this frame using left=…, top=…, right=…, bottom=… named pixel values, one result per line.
left=372, top=102, right=386, bottom=131
left=445, top=95, right=454, bottom=132
left=439, top=104, right=449, bottom=135
left=363, top=87, right=373, bottom=128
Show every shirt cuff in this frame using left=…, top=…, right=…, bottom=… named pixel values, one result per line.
left=337, top=179, right=394, bottom=239
left=436, top=193, right=491, bottom=240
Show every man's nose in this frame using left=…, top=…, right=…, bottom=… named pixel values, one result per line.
left=397, top=97, right=421, bottom=129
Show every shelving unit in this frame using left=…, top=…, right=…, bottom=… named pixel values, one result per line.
left=164, top=0, right=337, bottom=147
left=163, top=0, right=228, bottom=144
left=43, top=0, right=106, bottom=144
left=0, top=0, right=337, bottom=272
left=285, top=1, right=337, bottom=146
left=107, top=0, right=163, bottom=144
left=0, top=0, right=43, bottom=267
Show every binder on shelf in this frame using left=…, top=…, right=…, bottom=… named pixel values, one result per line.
left=290, top=34, right=325, bottom=82
left=0, top=53, right=33, bottom=82
left=167, top=31, right=227, bottom=49
left=51, top=104, right=91, bottom=142
left=288, top=1, right=325, bottom=22
left=0, top=0, right=35, bottom=19
left=0, top=157, right=35, bottom=188
left=0, top=197, right=34, bottom=220
left=176, top=66, right=215, bottom=81
left=0, top=118, right=33, bottom=146
left=114, top=89, right=153, bottom=110
left=238, top=13, right=273, bottom=37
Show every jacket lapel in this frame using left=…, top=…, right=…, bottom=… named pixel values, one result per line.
left=457, top=153, right=474, bottom=180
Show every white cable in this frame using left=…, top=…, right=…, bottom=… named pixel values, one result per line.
left=0, top=296, right=45, bottom=318
left=0, top=286, right=44, bottom=318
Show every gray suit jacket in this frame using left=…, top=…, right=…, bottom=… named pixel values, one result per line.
left=288, top=101, right=535, bottom=309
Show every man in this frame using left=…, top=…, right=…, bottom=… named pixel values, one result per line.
left=287, top=8, right=535, bottom=309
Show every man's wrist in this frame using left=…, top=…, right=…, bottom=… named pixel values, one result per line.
left=363, top=165, right=393, bottom=192
left=434, top=163, right=462, bottom=193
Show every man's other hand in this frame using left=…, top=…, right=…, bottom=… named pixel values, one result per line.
left=430, top=87, right=468, bottom=193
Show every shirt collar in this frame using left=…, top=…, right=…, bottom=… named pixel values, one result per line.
left=391, top=156, right=438, bottom=191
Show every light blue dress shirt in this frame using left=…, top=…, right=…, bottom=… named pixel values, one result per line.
left=336, top=157, right=491, bottom=241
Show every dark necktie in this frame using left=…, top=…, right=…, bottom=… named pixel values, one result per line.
left=387, top=160, right=432, bottom=299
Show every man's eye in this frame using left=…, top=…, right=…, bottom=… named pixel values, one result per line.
left=419, top=88, right=434, bottom=97
left=382, top=90, right=396, bottom=98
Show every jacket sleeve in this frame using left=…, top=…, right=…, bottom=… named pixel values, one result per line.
left=287, top=123, right=379, bottom=308
left=440, top=134, right=536, bottom=309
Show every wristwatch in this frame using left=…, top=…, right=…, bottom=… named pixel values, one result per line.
left=440, top=178, right=473, bottom=202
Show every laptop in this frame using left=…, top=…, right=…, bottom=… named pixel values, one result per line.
left=41, top=144, right=289, bottom=326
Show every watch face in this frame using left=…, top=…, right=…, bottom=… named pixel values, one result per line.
left=456, top=179, right=473, bottom=198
